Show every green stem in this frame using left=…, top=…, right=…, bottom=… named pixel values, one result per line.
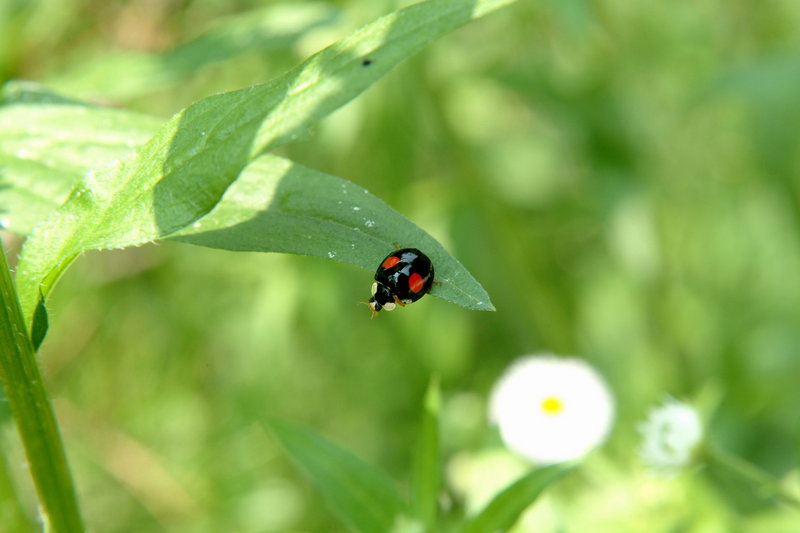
left=0, top=241, right=84, bottom=532
left=704, top=443, right=800, bottom=509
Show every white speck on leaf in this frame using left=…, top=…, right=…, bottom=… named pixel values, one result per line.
left=327, top=251, right=336, bottom=258
left=364, top=220, right=376, bottom=228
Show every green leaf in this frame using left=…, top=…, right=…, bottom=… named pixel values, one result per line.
left=0, top=90, right=492, bottom=310
left=461, top=464, right=573, bottom=533
left=0, top=87, right=160, bottom=174
left=1, top=80, right=87, bottom=106
left=0, top=155, right=80, bottom=235
left=14, top=0, right=512, bottom=327
left=30, top=292, right=49, bottom=351
left=268, top=419, right=407, bottom=533
left=410, top=378, right=441, bottom=527
left=0, top=240, right=84, bottom=533
left=0, top=83, right=160, bottom=234
left=171, top=155, right=493, bottom=311
left=48, top=3, right=341, bottom=100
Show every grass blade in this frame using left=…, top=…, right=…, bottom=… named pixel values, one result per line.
left=410, top=378, right=442, bottom=528
left=461, top=464, right=572, bottom=533
left=0, top=241, right=84, bottom=532
left=268, top=419, right=407, bottom=533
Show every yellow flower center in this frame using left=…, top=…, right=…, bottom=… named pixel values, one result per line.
left=541, top=396, right=564, bottom=415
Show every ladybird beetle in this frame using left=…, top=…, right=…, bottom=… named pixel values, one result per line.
left=367, top=248, right=435, bottom=316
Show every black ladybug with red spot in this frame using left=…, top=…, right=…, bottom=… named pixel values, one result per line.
left=367, top=248, right=435, bottom=316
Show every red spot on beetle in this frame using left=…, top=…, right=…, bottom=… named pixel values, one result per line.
left=382, top=255, right=401, bottom=269
left=408, top=272, right=425, bottom=293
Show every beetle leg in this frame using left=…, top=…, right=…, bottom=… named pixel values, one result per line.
left=359, top=301, right=380, bottom=318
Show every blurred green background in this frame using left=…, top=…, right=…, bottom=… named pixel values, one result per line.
left=3, top=0, right=800, bottom=531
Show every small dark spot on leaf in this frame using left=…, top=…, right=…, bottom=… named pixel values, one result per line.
left=362, top=58, right=373, bottom=66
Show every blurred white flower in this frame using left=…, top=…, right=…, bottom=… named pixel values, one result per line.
left=638, top=397, right=702, bottom=475
left=488, top=354, right=615, bottom=464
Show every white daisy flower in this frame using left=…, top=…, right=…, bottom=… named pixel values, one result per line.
left=638, top=397, right=702, bottom=475
left=488, top=354, right=615, bottom=465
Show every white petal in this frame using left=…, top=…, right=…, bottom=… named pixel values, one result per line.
left=489, top=354, right=615, bottom=464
